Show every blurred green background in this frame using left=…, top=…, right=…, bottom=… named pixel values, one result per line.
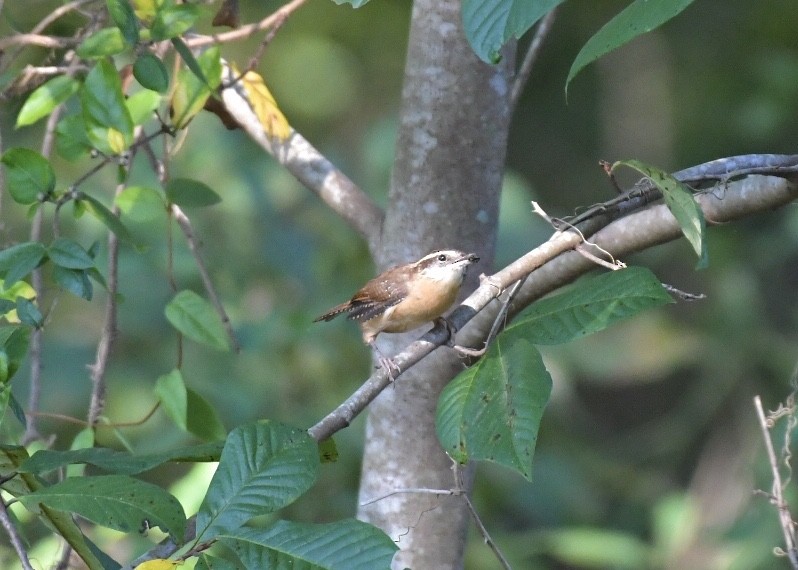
left=2, top=0, right=798, bottom=568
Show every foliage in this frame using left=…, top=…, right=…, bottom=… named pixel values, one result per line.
left=0, top=0, right=795, bottom=568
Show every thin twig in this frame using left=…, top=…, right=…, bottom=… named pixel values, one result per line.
left=0, top=33, right=78, bottom=51
left=463, top=492, right=512, bottom=569
left=171, top=205, right=240, bottom=352
left=184, top=0, right=309, bottom=48
left=453, top=276, right=524, bottom=358
left=509, top=7, right=559, bottom=112
left=754, top=395, right=798, bottom=568
left=0, top=497, right=36, bottom=570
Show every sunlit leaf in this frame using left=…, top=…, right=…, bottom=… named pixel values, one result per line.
left=115, top=186, right=166, bottom=222
left=16, top=76, right=80, bottom=127
left=165, top=290, right=228, bottom=351
left=80, top=59, right=134, bottom=154
left=171, top=46, right=221, bottom=129
left=566, top=0, right=696, bottom=95
left=18, top=475, right=186, bottom=540
left=1, top=147, right=55, bottom=204
left=238, top=68, right=291, bottom=140
left=77, top=27, right=128, bottom=59
left=155, top=369, right=188, bottom=431
left=195, top=421, right=319, bottom=540
left=151, top=3, right=201, bottom=40
left=126, top=90, right=162, bottom=126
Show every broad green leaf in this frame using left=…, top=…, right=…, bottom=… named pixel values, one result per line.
left=171, top=46, right=221, bottom=129
left=56, top=114, right=93, bottom=160
left=115, top=185, right=166, bottom=222
left=155, top=369, right=188, bottom=431
left=462, top=0, right=564, bottom=63
left=133, top=52, right=170, bottom=93
left=0, top=382, right=9, bottom=427
left=511, top=267, right=674, bottom=344
left=0, top=444, right=33, bottom=497
left=15, top=297, right=43, bottom=328
left=48, top=237, right=95, bottom=269
left=80, top=59, right=134, bottom=154
left=613, top=160, right=708, bottom=268
left=66, top=428, right=95, bottom=478
left=53, top=266, right=94, bottom=300
left=0, top=350, right=8, bottom=383
left=186, top=388, right=227, bottom=441
left=16, top=76, right=80, bottom=127
left=195, top=421, right=319, bottom=540
left=79, top=193, right=133, bottom=242
left=18, top=474, right=186, bottom=539
left=150, top=3, right=201, bottom=40
left=436, top=327, right=551, bottom=480
left=0, top=326, right=30, bottom=381
left=566, top=0, right=696, bottom=95
left=107, top=0, right=140, bottom=45
left=77, top=28, right=128, bottom=59
left=165, top=290, right=228, bottom=351
left=0, top=299, right=14, bottom=315
left=196, top=554, right=239, bottom=570
left=220, top=520, right=398, bottom=570
left=0, top=242, right=46, bottom=287
left=7, top=393, right=26, bottom=429
left=171, top=37, right=210, bottom=87
left=1, top=147, right=55, bottom=204
left=165, top=178, right=221, bottom=208
left=126, top=89, right=162, bottom=125
left=21, top=442, right=223, bottom=476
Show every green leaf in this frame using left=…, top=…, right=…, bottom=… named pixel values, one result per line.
left=56, top=114, right=93, bottom=160
left=79, top=193, right=133, bottom=242
left=107, top=0, right=139, bottom=45
left=151, top=3, right=201, bottom=40
left=16, top=76, right=80, bottom=127
left=196, top=554, right=239, bottom=570
left=115, top=185, right=166, bottom=222
left=133, top=52, right=170, bottom=93
left=8, top=392, right=27, bottom=429
left=195, top=421, right=319, bottom=540
left=436, top=328, right=551, bottom=480
left=165, top=178, right=221, bottom=208
left=76, top=27, right=128, bottom=59
left=1, top=147, right=55, bottom=204
left=155, top=369, right=188, bottom=431
left=48, top=238, right=95, bottom=269
left=566, top=0, right=696, bottom=95
left=15, top=297, right=43, bottom=329
left=220, top=520, right=398, bottom=570
left=165, top=290, right=228, bottom=351
left=80, top=59, right=134, bottom=154
left=66, top=428, right=95, bottom=478
left=0, top=326, right=30, bottom=381
left=613, top=160, right=708, bottom=268
left=18, top=474, right=186, bottom=540
left=462, top=0, right=564, bottom=64
left=21, top=442, right=223, bottom=476
left=53, top=266, right=93, bottom=300
left=511, top=267, right=674, bottom=345
left=537, top=527, right=650, bottom=568
left=171, top=45, right=221, bottom=129
left=0, top=242, right=47, bottom=287
left=126, top=89, right=162, bottom=125
left=0, top=299, right=14, bottom=316
left=186, top=388, right=227, bottom=442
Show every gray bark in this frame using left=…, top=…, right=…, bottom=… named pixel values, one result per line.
left=356, top=0, right=515, bottom=567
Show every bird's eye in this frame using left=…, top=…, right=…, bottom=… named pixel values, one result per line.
left=437, top=254, right=447, bottom=262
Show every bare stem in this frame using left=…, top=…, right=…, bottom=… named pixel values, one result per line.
left=0, top=498, right=35, bottom=570
left=509, top=7, right=559, bottom=112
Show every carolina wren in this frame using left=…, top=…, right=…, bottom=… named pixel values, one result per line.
left=314, top=250, right=479, bottom=372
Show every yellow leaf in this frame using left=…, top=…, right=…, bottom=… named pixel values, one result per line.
left=107, top=128, right=127, bottom=154
left=1, top=281, right=36, bottom=324
left=133, top=0, right=161, bottom=23
left=239, top=69, right=291, bottom=141
left=134, top=559, right=177, bottom=570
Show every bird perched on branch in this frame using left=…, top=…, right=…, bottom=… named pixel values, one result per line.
left=314, top=249, right=479, bottom=375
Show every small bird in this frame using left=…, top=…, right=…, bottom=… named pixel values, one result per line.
left=314, top=249, right=479, bottom=374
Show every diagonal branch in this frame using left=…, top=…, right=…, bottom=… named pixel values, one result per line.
left=308, top=173, right=798, bottom=441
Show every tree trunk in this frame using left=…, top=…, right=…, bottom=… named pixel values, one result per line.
left=356, top=0, right=515, bottom=567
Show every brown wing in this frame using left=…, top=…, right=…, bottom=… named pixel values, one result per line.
left=314, top=267, right=408, bottom=323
